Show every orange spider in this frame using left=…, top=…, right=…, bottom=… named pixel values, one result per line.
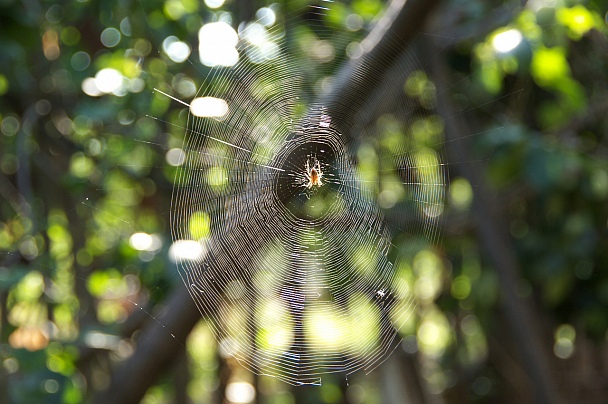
left=304, top=158, right=323, bottom=188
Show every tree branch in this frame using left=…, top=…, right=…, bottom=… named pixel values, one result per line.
left=322, top=0, right=441, bottom=136
left=429, top=46, right=560, bottom=404
left=92, top=283, right=199, bottom=404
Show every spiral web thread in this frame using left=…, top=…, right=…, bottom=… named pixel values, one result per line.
left=170, top=2, right=447, bottom=385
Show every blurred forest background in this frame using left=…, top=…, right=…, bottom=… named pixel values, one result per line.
left=1, top=0, right=608, bottom=403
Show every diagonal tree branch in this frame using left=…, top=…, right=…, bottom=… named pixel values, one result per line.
left=322, top=0, right=441, bottom=135
left=92, top=283, right=199, bottom=404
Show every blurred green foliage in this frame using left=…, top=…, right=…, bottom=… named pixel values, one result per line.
left=0, top=0, right=607, bottom=402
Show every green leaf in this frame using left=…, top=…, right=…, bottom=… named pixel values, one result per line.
left=531, top=46, right=570, bottom=87
left=556, top=5, right=596, bottom=40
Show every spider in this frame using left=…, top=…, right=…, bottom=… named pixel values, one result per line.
left=303, top=158, right=323, bottom=189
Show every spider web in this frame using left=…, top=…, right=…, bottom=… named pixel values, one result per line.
left=169, top=1, right=446, bottom=385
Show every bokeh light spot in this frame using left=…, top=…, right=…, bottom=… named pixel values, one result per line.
left=198, top=22, right=239, bottom=67
left=100, top=27, right=121, bottom=47
left=190, top=97, right=229, bottom=117
left=492, top=29, right=522, bottom=53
